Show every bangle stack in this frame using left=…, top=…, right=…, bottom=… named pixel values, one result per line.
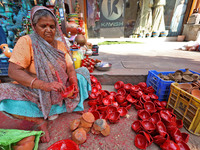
left=30, top=78, right=37, bottom=89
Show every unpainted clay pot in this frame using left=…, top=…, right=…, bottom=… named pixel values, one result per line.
left=79, top=117, right=93, bottom=128
left=75, top=33, right=87, bottom=46
left=191, top=89, right=200, bottom=99
left=177, top=83, right=192, bottom=93
left=183, top=75, right=193, bottom=82
left=183, top=68, right=193, bottom=75
left=192, top=74, right=200, bottom=81
left=70, top=119, right=81, bottom=131
left=93, top=119, right=107, bottom=132
left=101, top=124, right=110, bottom=136
left=72, top=128, right=87, bottom=145
left=82, top=112, right=95, bottom=123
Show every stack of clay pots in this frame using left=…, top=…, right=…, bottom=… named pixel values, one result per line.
left=13, top=136, right=35, bottom=150
left=158, top=68, right=200, bottom=83
left=70, top=112, right=110, bottom=145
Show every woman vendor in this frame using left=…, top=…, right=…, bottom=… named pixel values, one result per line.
left=0, top=6, right=91, bottom=143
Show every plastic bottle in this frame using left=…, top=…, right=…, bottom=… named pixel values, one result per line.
left=71, top=49, right=81, bottom=69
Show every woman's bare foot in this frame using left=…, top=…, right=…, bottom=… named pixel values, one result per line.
left=37, top=121, right=50, bottom=143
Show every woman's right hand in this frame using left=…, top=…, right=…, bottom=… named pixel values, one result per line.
left=41, top=81, right=66, bottom=92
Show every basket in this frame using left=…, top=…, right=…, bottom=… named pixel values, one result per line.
left=0, top=58, right=9, bottom=76
left=146, top=69, right=200, bottom=101
left=167, top=82, right=200, bottom=135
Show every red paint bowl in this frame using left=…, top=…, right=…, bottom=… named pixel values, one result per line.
left=134, top=134, right=148, bottom=149
left=141, top=120, right=156, bottom=131
left=139, top=131, right=153, bottom=146
left=48, top=139, right=79, bottom=150
left=124, top=83, right=132, bottom=91
left=177, top=141, right=190, bottom=150
left=114, top=81, right=124, bottom=90
left=137, top=82, right=147, bottom=89
left=138, top=110, right=151, bottom=120
left=131, top=120, right=142, bottom=133
left=142, top=94, right=151, bottom=102
left=136, top=91, right=144, bottom=99
left=117, top=88, right=126, bottom=96
left=117, top=107, right=128, bottom=117
left=126, top=94, right=137, bottom=103
left=144, top=101, right=156, bottom=113
left=150, top=113, right=161, bottom=124
left=157, top=121, right=167, bottom=136
left=102, top=98, right=112, bottom=106
left=108, top=112, right=120, bottom=123
left=115, top=94, right=125, bottom=104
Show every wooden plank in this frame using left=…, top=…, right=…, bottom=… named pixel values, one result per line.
left=83, top=0, right=88, bottom=39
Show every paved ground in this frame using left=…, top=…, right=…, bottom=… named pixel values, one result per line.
left=1, top=37, right=200, bottom=150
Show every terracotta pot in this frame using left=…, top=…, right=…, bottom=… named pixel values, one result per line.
left=114, top=81, right=124, bottom=90
left=79, top=117, right=93, bottom=128
left=101, top=124, right=110, bottom=136
left=66, top=20, right=78, bottom=36
left=117, top=107, right=128, bottom=117
left=191, top=89, right=200, bottom=99
left=134, top=134, right=148, bottom=149
left=131, top=120, right=142, bottom=133
left=138, top=109, right=151, bottom=120
left=75, top=33, right=87, bottom=46
left=177, top=83, right=193, bottom=93
left=72, top=128, right=87, bottom=145
left=93, top=119, right=107, bottom=132
left=70, top=119, right=81, bottom=131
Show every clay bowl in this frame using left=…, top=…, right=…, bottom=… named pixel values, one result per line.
left=177, top=83, right=192, bottom=93
left=160, top=111, right=172, bottom=123
left=106, top=106, right=118, bottom=115
left=134, top=101, right=144, bottom=110
left=142, top=94, right=151, bottom=102
left=88, top=105, right=98, bottom=112
left=160, top=140, right=180, bottom=150
left=191, top=89, right=200, bottom=99
left=92, top=86, right=99, bottom=93
left=126, top=94, right=137, bottom=103
left=114, top=81, right=124, bottom=90
left=144, top=101, right=156, bottom=113
left=139, top=131, right=153, bottom=146
left=88, top=92, right=97, bottom=99
left=150, top=113, right=161, bottom=124
left=130, top=85, right=141, bottom=92
left=90, top=75, right=98, bottom=84
left=160, top=101, right=167, bottom=107
left=117, top=88, right=126, bottom=96
left=117, top=107, right=128, bottom=117
left=72, top=128, right=87, bottom=145
left=183, top=75, right=194, bottom=82
left=176, top=119, right=183, bottom=129
left=156, top=121, right=167, bottom=136
left=106, top=95, right=115, bottom=102
left=82, top=112, right=95, bottom=123
left=136, top=91, right=144, bottom=99
left=126, top=104, right=132, bottom=110
left=120, top=101, right=128, bottom=107
left=153, top=134, right=169, bottom=146
left=131, top=120, right=142, bottom=133
left=110, top=91, right=117, bottom=96
left=91, top=111, right=100, bottom=120
left=148, top=93, right=158, bottom=100
left=88, top=100, right=97, bottom=106
left=177, top=141, right=190, bottom=150
left=181, top=133, right=189, bottom=143
left=79, top=117, right=93, bottom=128
left=134, top=134, right=148, bottom=149
left=108, top=112, right=120, bottom=123
left=93, top=119, right=107, bottom=132
left=102, top=98, right=112, bottom=106
left=97, top=105, right=108, bottom=113
left=95, top=81, right=102, bottom=90
left=124, top=83, right=132, bottom=91
left=112, top=101, right=119, bottom=107
left=192, top=74, right=200, bottom=81
left=101, top=124, right=111, bottom=136
left=100, top=90, right=110, bottom=97
left=115, top=94, right=125, bottom=104
left=138, top=110, right=151, bottom=120
left=70, top=119, right=81, bottom=131
left=141, top=120, right=156, bottom=131
left=47, top=139, right=79, bottom=150
left=137, top=82, right=147, bottom=89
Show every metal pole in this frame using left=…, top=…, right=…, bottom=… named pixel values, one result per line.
left=58, top=0, right=67, bottom=35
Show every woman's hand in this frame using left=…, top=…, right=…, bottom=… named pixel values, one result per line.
left=40, top=81, right=66, bottom=92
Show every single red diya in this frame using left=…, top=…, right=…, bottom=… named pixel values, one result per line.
left=106, top=106, right=118, bottom=115
left=102, top=98, right=112, bottom=106
left=160, top=101, right=167, bottom=107
left=181, top=133, right=189, bottom=143
left=126, top=94, right=137, bottom=103
left=91, top=111, right=100, bottom=120
left=117, top=107, right=128, bottom=117
left=157, top=121, right=167, bottom=136
left=100, top=90, right=110, bottom=97
left=160, top=140, right=180, bottom=150
left=100, top=111, right=108, bottom=120
left=141, top=120, right=156, bottom=131
left=144, top=101, right=156, bottom=113
left=134, top=134, right=148, bottom=149
left=176, top=119, right=183, bottom=129
left=134, top=101, right=144, bottom=110
left=177, top=141, right=190, bottom=150
left=124, top=83, right=132, bottom=91
left=126, top=104, right=132, bottom=110
left=138, top=110, right=151, bottom=120
left=88, top=100, right=97, bottom=106
left=160, top=110, right=172, bottom=123
left=171, top=128, right=183, bottom=143
left=92, top=86, right=99, bottom=93
left=114, top=81, right=124, bottom=90
left=150, top=113, right=161, bottom=124
left=136, top=91, right=144, bottom=99
left=113, top=101, right=119, bottom=107
left=110, top=91, right=117, bottom=96
left=47, top=139, right=79, bottom=150
left=153, top=134, right=169, bottom=146
left=95, top=81, right=102, bottom=90
left=88, top=92, right=97, bottom=99
left=137, top=82, right=147, bottom=89
left=148, top=93, right=158, bottom=100
left=108, top=112, right=120, bottom=123
left=139, top=131, right=153, bottom=146
left=132, top=120, right=142, bottom=133
left=106, top=95, right=115, bottom=102
left=142, top=94, right=151, bottom=102
left=143, top=86, right=155, bottom=94
left=115, top=94, right=125, bottom=104
left=117, top=88, right=126, bottom=96
left=97, top=106, right=108, bottom=113
left=88, top=105, right=97, bottom=112
left=90, top=75, right=98, bottom=83
left=120, top=101, right=128, bottom=107
left=130, top=85, right=141, bottom=92
left=154, top=100, right=162, bottom=107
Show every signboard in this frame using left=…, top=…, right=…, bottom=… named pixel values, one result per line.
left=100, top=0, right=124, bottom=28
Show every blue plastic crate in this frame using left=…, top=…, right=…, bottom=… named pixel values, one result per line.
left=146, top=69, right=200, bottom=102
left=0, top=58, right=9, bottom=76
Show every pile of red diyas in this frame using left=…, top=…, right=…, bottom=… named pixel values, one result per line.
left=88, top=75, right=190, bottom=149
left=81, top=56, right=102, bottom=73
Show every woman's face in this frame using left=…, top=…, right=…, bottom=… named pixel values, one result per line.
left=34, top=16, right=56, bottom=44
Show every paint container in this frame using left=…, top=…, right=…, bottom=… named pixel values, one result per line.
left=92, top=45, right=99, bottom=56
